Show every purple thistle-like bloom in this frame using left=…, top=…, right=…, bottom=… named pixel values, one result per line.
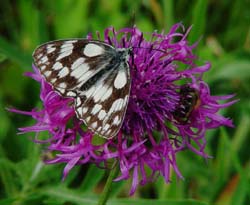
left=11, top=24, right=237, bottom=195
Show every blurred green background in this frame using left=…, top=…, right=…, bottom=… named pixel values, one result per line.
left=0, top=0, right=249, bottom=205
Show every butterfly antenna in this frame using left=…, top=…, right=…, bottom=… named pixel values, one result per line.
left=132, top=46, right=166, bottom=54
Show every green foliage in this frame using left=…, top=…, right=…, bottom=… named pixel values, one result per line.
left=0, top=0, right=249, bottom=204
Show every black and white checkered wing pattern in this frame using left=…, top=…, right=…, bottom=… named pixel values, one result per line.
left=33, top=39, right=131, bottom=139
left=75, top=60, right=131, bottom=137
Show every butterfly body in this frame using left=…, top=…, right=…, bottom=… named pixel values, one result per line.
left=33, top=39, right=132, bottom=139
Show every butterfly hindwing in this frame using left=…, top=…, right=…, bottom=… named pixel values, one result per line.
left=75, top=60, right=131, bottom=137
left=33, top=39, right=131, bottom=139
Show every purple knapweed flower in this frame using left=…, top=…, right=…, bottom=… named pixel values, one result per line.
left=10, top=24, right=237, bottom=195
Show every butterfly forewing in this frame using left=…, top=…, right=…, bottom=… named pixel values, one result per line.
left=33, top=40, right=114, bottom=96
left=33, top=39, right=131, bottom=139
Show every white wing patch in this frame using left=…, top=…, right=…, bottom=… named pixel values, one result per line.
left=44, top=70, right=52, bottom=77
left=91, top=121, right=98, bottom=129
left=91, top=104, right=102, bottom=115
left=109, top=98, right=124, bottom=114
left=114, top=68, right=127, bottom=89
left=56, top=42, right=75, bottom=61
left=98, top=110, right=107, bottom=120
left=93, top=86, right=113, bottom=103
left=71, top=58, right=85, bottom=70
left=58, top=67, right=69, bottom=78
left=40, top=56, right=48, bottom=64
left=52, top=62, right=63, bottom=70
left=113, top=115, right=121, bottom=125
left=71, top=61, right=89, bottom=79
left=47, top=44, right=56, bottom=53
left=83, top=43, right=104, bottom=57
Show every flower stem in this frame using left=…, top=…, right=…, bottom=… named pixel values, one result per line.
left=97, top=161, right=118, bottom=205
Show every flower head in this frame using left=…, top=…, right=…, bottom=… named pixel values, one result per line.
left=11, top=24, right=237, bottom=195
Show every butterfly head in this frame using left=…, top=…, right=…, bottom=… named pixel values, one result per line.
left=116, top=47, right=133, bottom=62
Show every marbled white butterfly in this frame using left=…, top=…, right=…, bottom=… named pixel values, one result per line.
left=33, top=39, right=132, bottom=139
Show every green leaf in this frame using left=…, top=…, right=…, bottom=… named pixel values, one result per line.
left=44, top=186, right=98, bottom=205
left=8, top=0, right=48, bottom=47
left=189, top=0, right=208, bottom=44
left=0, top=52, right=7, bottom=62
left=210, top=59, right=250, bottom=82
left=109, top=179, right=125, bottom=197
left=216, top=127, right=247, bottom=205
left=231, top=169, right=248, bottom=205
left=217, top=128, right=231, bottom=178
left=108, top=199, right=208, bottom=205
left=44, top=186, right=208, bottom=205
left=80, top=164, right=105, bottom=192
left=0, top=197, right=17, bottom=205
left=0, top=159, right=18, bottom=197
left=0, top=95, right=11, bottom=141
left=52, top=0, right=89, bottom=38
left=232, top=114, right=250, bottom=154
left=18, top=0, right=40, bottom=49
left=162, top=0, right=174, bottom=31
left=0, top=36, right=31, bottom=69
left=155, top=175, right=185, bottom=199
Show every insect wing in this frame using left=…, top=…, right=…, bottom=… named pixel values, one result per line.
left=33, top=39, right=131, bottom=138
left=75, top=60, right=131, bottom=138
